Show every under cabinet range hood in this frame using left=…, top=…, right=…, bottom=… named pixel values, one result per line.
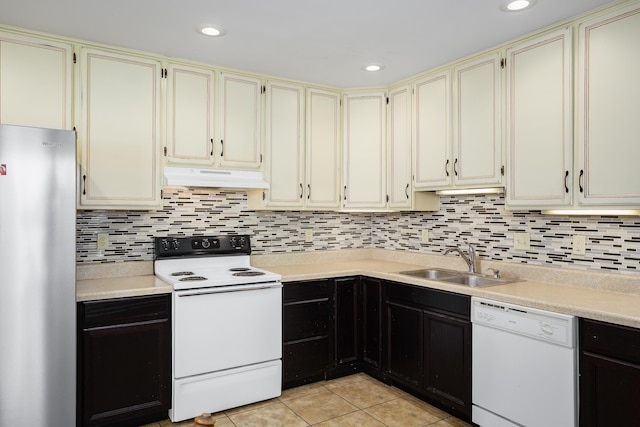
left=163, top=166, right=269, bottom=189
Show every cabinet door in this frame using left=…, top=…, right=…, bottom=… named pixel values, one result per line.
left=424, top=311, right=472, bottom=418
left=453, top=53, right=502, bottom=188
left=580, top=352, right=640, bottom=426
left=78, top=295, right=171, bottom=427
left=387, top=84, right=413, bottom=209
left=343, top=92, right=386, bottom=209
left=577, top=5, right=640, bottom=206
left=282, top=280, right=333, bottom=389
left=306, top=88, right=341, bottom=208
left=361, top=277, right=382, bottom=375
left=384, top=300, right=423, bottom=391
left=505, top=27, right=573, bottom=208
left=414, top=71, right=451, bottom=189
left=579, top=318, right=640, bottom=426
left=78, top=48, right=161, bottom=209
left=218, top=72, right=262, bottom=170
left=0, top=32, right=72, bottom=129
left=334, top=277, right=359, bottom=375
left=264, top=81, right=304, bottom=207
left=165, top=63, right=215, bottom=165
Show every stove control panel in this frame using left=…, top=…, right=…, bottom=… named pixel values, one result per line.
left=155, top=235, right=251, bottom=258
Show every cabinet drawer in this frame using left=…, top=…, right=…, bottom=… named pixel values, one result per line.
left=283, top=300, right=330, bottom=342
left=80, top=294, right=171, bottom=329
left=283, top=280, right=331, bottom=302
left=283, top=337, right=329, bottom=380
left=580, top=319, right=640, bottom=364
left=384, top=282, right=470, bottom=319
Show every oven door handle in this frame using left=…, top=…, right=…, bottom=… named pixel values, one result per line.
left=176, top=282, right=282, bottom=297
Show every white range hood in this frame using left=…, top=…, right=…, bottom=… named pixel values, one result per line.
left=163, top=167, right=269, bottom=189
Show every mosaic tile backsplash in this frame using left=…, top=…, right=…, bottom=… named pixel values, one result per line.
left=77, top=189, right=640, bottom=275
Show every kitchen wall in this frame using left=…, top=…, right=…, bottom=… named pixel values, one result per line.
left=77, top=189, right=640, bottom=275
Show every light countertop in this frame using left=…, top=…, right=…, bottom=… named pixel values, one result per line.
left=77, top=250, right=640, bottom=328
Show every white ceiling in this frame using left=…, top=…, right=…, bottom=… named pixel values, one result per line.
left=1, top=0, right=619, bottom=88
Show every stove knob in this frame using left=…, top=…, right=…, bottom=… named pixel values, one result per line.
left=202, top=239, right=211, bottom=249
left=161, top=239, right=170, bottom=251
left=172, top=239, right=181, bottom=251
left=229, top=236, right=237, bottom=248
left=239, top=236, right=247, bottom=247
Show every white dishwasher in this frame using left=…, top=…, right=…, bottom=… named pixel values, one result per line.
left=471, top=297, right=578, bottom=427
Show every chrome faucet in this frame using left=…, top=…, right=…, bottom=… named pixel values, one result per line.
left=443, top=243, right=476, bottom=274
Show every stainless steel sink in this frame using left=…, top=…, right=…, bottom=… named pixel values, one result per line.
left=399, top=269, right=518, bottom=288
left=437, top=274, right=515, bottom=288
left=399, top=268, right=461, bottom=280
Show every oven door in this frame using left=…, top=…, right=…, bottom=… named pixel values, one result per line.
left=173, top=282, right=282, bottom=379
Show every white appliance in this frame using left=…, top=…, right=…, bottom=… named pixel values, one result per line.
left=0, top=124, right=76, bottom=426
left=471, top=297, right=578, bottom=427
left=154, top=235, right=282, bottom=422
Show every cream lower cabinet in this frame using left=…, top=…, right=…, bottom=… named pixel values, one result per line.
left=576, top=4, right=640, bottom=206
left=452, top=52, right=503, bottom=188
left=218, top=72, right=262, bottom=170
left=505, top=27, right=573, bottom=209
left=343, top=92, right=386, bottom=209
left=413, top=71, right=451, bottom=189
left=0, top=31, right=72, bottom=129
left=77, top=48, right=161, bottom=209
left=165, top=63, right=215, bottom=166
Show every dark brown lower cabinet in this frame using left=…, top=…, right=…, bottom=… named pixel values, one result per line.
left=77, top=294, right=171, bottom=427
left=361, top=277, right=382, bottom=378
left=282, top=279, right=333, bottom=389
left=579, top=318, right=640, bottom=426
left=282, top=277, right=471, bottom=421
left=331, top=276, right=360, bottom=378
left=384, top=281, right=471, bottom=420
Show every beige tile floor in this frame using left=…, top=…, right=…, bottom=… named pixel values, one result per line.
left=142, top=373, right=472, bottom=427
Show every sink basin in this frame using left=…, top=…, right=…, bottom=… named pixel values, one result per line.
left=399, top=268, right=462, bottom=280
left=438, top=275, right=515, bottom=288
left=399, top=269, right=518, bottom=288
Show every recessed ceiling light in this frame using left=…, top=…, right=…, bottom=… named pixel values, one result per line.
left=505, top=0, right=534, bottom=11
left=198, top=25, right=225, bottom=37
left=362, top=64, right=384, bottom=72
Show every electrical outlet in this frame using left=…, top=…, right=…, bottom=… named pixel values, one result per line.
left=97, top=233, right=109, bottom=250
left=573, top=235, right=586, bottom=255
left=305, top=229, right=313, bottom=243
left=513, top=232, right=530, bottom=250
left=421, top=229, right=430, bottom=243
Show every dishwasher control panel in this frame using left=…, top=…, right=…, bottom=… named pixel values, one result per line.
left=471, top=297, right=576, bottom=348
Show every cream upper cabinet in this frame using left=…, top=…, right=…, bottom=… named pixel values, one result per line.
left=505, top=27, right=573, bottom=208
left=0, top=31, right=72, bottom=129
left=77, top=47, right=161, bottom=209
left=306, top=87, right=341, bottom=209
left=165, top=63, right=215, bottom=166
left=343, top=92, right=386, bottom=209
left=577, top=4, right=640, bottom=206
left=263, top=80, right=304, bottom=208
left=413, top=70, right=451, bottom=189
left=387, top=84, right=412, bottom=209
left=218, top=72, right=262, bottom=170
left=453, top=52, right=503, bottom=188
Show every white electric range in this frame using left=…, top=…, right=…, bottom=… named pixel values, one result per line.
left=154, top=235, right=282, bottom=422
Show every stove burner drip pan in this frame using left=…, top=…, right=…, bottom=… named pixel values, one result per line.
left=178, top=276, right=208, bottom=282
left=232, top=271, right=265, bottom=277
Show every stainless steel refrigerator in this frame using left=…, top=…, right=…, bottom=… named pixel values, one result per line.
left=0, top=124, right=76, bottom=426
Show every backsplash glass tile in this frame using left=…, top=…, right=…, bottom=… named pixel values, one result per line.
left=76, top=189, right=640, bottom=275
